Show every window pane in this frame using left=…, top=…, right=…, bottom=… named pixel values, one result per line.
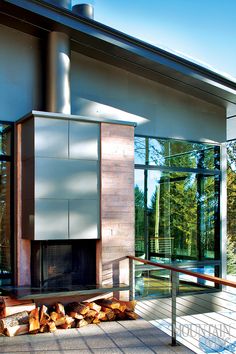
left=0, top=161, right=12, bottom=282
left=148, top=171, right=220, bottom=262
left=134, top=137, right=146, bottom=165
left=0, top=125, right=12, bottom=156
left=135, top=168, right=220, bottom=262
left=135, top=169, right=145, bottom=256
left=148, top=171, right=197, bottom=261
left=135, top=137, right=220, bottom=170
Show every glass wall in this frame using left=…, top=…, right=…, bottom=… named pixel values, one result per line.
left=135, top=136, right=221, bottom=266
left=0, top=123, right=13, bottom=285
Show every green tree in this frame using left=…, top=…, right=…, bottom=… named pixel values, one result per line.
left=227, top=141, right=236, bottom=274
left=135, top=185, right=145, bottom=255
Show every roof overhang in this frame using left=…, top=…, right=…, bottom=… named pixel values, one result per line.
left=1, top=0, right=236, bottom=108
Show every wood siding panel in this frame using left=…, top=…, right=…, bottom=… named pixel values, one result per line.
left=100, top=123, right=135, bottom=298
left=16, top=122, right=31, bottom=286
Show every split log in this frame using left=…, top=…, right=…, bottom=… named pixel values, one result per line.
left=39, top=305, right=50, bottom=325
left=58, top=322, right=72, bottom=330
left=113, top=309, right=127, bottom=320
left=96, top=299, right=120, bottom=310
left=5, top=324, right=29, bottom=337
left=86, top=309, right=97, bottom=318
left=47, top=321, right=57, bottom=333
left=54, top=316, right=67, bottom=326
left=68, top=311, right=83, bottom=320
left=66, top=302, right=89, bottom=316
left=29, top=308, right=40, bottom=332
left=92, top=317, right=100, bottom=324
left=84, top=302, right=101, bottom=313
left=50, top=311, right=62, bottom=322
left=55, top=303, right=65, bottom=316
left=84, top=317, right=93, bottom=324
left=101, top=307, right=115, bottom=321
left=5, top=303, right=36, bottom=317
left=125, top=311, right=139, bottom=320
left=39, top=324, right=48, bottom=333
left=0, top=297, right=35, bottom=319
left=115, top=299, right=137, bottom=312
left=97, top=311, right=107, bottom=321
left=0, top=311, right=29, bottom=331
left=65, top=316, right=74, bottom=325
left=58, top=316, right=75, bottom=329
left=0, top=297, right=5, bottom=319
left=76, top=319, right=88, bottom=328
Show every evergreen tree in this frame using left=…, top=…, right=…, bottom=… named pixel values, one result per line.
left=226, top=141, right=236, bottom=275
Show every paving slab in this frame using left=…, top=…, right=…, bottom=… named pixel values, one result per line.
left=0, top=319, right=194, bottom=353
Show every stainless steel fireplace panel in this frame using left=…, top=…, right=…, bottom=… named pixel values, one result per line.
left=69, top=121, right=99, bottom=160
left=35, top=158, right=98, bottom=199
left=21, top=115, right=100, bottom=241
left=35, top=118, right=68, bottom=158
left=69, top=199, right=99, bottom=239
left=35, top=199, right=69, bottom=240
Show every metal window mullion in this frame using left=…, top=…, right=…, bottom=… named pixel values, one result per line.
left=135, top=164, right=220, bottom=176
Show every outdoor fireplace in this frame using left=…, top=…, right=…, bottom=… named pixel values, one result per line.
left=17, top=114, right=134, bottom=290
left=31, top=240, right=96, bottom=288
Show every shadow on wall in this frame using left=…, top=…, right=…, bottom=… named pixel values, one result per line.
left=71, top=97, right=149, bottom=125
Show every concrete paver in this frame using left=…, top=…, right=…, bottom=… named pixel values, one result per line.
left=0, top=319, right=194, bottom=353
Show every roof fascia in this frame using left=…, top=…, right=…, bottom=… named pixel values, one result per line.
left=1, top=0, right=236, bottom=106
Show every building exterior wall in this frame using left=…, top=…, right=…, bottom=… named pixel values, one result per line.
left=0, top=24, right=42, bottom=122
left=0, top=24, right=226, bottom=145
left=71, top=51, right=226, bottom=144
left=0, top=21, right=229, bottom=290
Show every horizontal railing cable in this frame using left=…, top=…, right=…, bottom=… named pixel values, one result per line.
left=128, top=256, right=236, bottom=353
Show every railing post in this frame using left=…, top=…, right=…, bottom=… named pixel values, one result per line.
left=129, top=257, right=135, bottom=300
left=171, top=270, right=178, bottom=346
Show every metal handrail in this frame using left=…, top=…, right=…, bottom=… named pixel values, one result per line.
left=128, top=255, right=236, bottom=347
left=128, top=256, right=236, bottom=288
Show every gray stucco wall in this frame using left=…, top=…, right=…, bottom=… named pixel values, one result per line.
left=0, top=24, right=226, bottom=143
left=227, top=103, right=236, bottom=141
left=0, top=25, right=42, bottom=122
left=71, top=51, right=226, bottom=143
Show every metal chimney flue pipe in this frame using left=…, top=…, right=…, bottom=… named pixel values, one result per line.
left=72, top=3, right=94, bottom=19
left=46, top=31, right=71, bottom=114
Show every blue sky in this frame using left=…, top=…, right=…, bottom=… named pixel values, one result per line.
left=72, top=0, right=236, bottom=79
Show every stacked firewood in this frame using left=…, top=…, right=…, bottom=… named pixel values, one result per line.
left=0, top=297, right=138, bottom=337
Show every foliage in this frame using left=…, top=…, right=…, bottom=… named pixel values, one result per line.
left=227, top=236, right=236, bottom=274
left=226, top=141, right=236, bottom=274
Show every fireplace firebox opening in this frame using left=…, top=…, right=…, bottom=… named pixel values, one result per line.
left=31, top=240, right=96, bottom=288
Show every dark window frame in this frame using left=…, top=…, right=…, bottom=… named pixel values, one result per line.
left=0, top=121, right=14, bottom=284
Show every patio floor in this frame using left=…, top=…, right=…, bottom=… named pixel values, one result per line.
left=0, top=319, right=194, bottom=354
left=136, top=290, right=236, bottom=354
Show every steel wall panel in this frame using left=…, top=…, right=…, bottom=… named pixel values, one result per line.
left=35, top=158, right=98, bottom=199
left=35, top=118, right=68, bottom=158
left=69, top=199, right=98, bottom=239
left=35, top=199, right=68, bottom=240
left=69, top=121, right=99, bottom=160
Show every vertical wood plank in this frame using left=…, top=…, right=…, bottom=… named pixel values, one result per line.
left=100, top=123, right=135, bottom=298
left=15, top=121, right=31, bottom=286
